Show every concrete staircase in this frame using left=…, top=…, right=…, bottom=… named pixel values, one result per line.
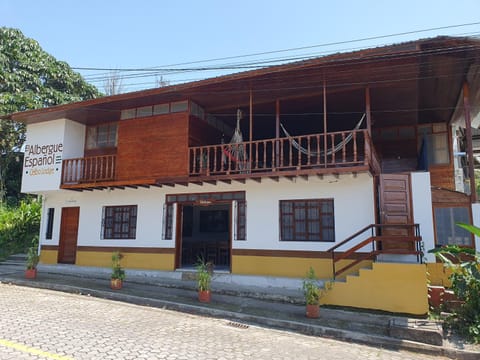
left=0, top=253, right=26, bottom=274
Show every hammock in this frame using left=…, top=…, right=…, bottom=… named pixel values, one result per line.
left=222, top=109, right=250, bottom=171
left=280, top=113, right=366, bottom=157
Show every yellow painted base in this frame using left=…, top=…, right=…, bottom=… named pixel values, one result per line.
left=231, top=255, right=371, bottom=279
left=39, top=250, right=58, bottom=264
left=76, top=251, right=175, bottom=271
left=427, top=262, right=452, bottom=287
left=323, top=262, right=428, bottom=315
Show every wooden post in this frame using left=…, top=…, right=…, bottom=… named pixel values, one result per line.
left=323, top=80, right=328, bottom=166
left=463, top=81, right=477, bottom=203
left=275, top=99, right=280, bottom=169
left=249, top=90, right=253, bottom=169
left=365, top=86, right=372, bottom=135
left=249, top=90, right=253, bottom=142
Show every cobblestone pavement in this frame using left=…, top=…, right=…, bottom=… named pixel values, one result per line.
left=0, top=284, right=445, bottom=360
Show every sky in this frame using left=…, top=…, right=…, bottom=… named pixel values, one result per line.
left=1, top=0, right=480, bottom=93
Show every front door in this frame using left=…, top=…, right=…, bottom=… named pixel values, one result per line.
left=58, top=207, right=80, bottom=264
left=378, top=174, right=414, bottom=251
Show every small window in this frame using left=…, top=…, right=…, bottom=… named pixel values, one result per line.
left=163, top=203, right=174, bottom=240
left=45, top=208, right=54, bottom=240
left=418, top=124, right=450, bottom=165
left=153, top=103, right=170, bottom=115
left=86, top=123, right=118, bottom=150
left=103, top=205, right=137, bottom=239
left=171, top=100, right=188, bottom=113
left=236, top=201, right=246, bottom=240
left=120, top=109, right=136, bottom=120
left=280, top=199, right=335, bottom=242
left=434, top=206, right=473, bottom=247
left=136, top=106, right=153, bottom=118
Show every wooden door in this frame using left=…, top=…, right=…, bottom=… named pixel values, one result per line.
left=58, top=207, right=80, bottom=264
left=379, top=174, right=413, bottom=251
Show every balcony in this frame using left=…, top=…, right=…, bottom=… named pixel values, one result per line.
left=60, top=130, right=380, bottom=189
left=62, top=155, right=116, bottom=185
left=189, top=129, right=380, bottom=180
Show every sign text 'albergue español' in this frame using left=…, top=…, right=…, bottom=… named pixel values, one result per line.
left=24, top=143, right=63, bottom=176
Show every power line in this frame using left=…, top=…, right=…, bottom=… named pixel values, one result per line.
left=73, top=22, right=480, bottom=73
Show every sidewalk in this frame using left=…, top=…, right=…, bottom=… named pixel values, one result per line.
left=0, top=259, right=478, bottom=360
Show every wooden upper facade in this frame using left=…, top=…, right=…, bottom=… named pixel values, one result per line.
left=10, top=36, right=480, bottom=193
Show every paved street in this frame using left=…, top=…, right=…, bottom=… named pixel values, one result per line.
left=0, top=284, right=444, bottom=360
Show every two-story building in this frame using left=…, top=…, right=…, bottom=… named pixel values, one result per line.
left=9, top=36, right=480, bottom=315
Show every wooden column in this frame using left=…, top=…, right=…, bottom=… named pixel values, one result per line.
left=463, top=81, right=477, bottom=202
left=275, top=99, right=280, bottom=168
left=323, top=80, right=328, bottom=166
left=249, top=90, right=253, bottom=168
left=249, top=90, right=253, bottom=142
left=365, top=86, right=372, bottom=135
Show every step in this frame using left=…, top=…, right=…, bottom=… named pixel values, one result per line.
left=6, top=253, right=28, bottom=261
left=389, top=318, right=443, bottom=346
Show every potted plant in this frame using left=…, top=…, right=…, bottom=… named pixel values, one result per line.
left=110, top=251, right=125, bottom=290
left=25, top=247, right=40, bottom=279
left=302, top=267, right=332, bottom=318
left=196, top=257, right=212, bottom=303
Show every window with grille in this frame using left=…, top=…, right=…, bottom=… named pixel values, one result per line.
left=45, top=208, right=54, bottom=240
left=280, top=199, right=334, bottom=242
left=236, top=200, right=246, bottom=240
left=102, top=205, right=137, bottom=239
left=163, top=203, right=174, bottom=240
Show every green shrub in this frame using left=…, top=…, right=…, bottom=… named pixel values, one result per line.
left=196, top=257, right=212, bottom=292
left=111, top=251, right=125, bottom=281
left=0, top=198, right=40, bottom=260
left=430, top=223, right=480, bottom=343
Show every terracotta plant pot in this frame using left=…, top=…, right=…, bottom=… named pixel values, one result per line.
left=198, top=290, right=211, bottom=303
left=25, top=268, right=37, bottom=279
left=306, top=304, right=319, bottom=318
left=110, top=278, right=123, bottom=290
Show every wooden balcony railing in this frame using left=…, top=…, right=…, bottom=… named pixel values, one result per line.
left=189, top=129, right=378, bottom=176
left=62, top=155, right=116, bottom=184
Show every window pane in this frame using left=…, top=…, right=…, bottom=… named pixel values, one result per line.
left=86, top=127, right=97, bottom=150
left=103, top=205, right=137, bottom=239
left=280, top=199, right=334, bottom=242
left=153, top=103, right=170, bottom=115
left=121, top=108, right=136, bottom=120
left=434, top=207, right=472, bottom=246
left=45, top=208, right=54, bottom=239
left=171, top=100, right=188, bottom=113
left=137, top=106, right=153, bottom=118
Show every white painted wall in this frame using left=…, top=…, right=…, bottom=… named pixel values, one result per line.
left=39, top=173, right=376, bottom=253
left=411, top=172, right=436, bottom=262
left=63, top=120, right=86, bottom=159
left=22, top=119, right=86, bottom=193
left=22, top=120, right=66, bottom=193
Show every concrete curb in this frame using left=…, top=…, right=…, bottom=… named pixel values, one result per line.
left=1, top=278, right=478, bottom=360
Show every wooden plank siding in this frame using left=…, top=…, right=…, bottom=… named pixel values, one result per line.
left=429, top=164, right=455, bottom=190
left=116, top=112, right=190, bottom=181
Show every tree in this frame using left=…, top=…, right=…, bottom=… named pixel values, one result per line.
left=0, top=27, right=101, bottom=204
left=156, top=75, right=170, bottom=88
left=103, top=70, right=124, bottom=95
